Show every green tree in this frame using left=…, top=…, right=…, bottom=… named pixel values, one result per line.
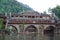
left=0, top=18, right=3, bottom=30
left=48, top=5, right=60, bottom=18
left=0, top=0, right=33, bottom=14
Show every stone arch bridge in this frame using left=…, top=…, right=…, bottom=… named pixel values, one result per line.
left=0, top=11, right=60, bottom=34
left=7, top=21, right=58, bottom=34
left=5, top=11, right=60, bottom=34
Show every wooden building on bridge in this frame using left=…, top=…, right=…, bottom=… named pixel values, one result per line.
left=0, top=11, right=60, bottom=34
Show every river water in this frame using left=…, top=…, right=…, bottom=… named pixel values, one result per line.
left=4, top=33, right=60, bottom=40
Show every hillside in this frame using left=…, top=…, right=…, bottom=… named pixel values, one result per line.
left=0, top=0, right=33, bottom=14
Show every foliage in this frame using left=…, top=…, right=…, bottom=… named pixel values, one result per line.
left=48, top=5, right=60, bottom=18
left=0, top=0, right=33, bottom=14
left=5, top=27, right=10, bottom=33
left=19, top=24, right=24, bottom=27
left=0, top=18, right=3, bottom=30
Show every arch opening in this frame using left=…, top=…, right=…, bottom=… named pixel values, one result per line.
left=44, top=26, right=55, bottom=34
left=5, top=25, right=18, bottom=35
left=25, top=25, right=37, bottom=32
left=25, top=25, right=38, bottom=40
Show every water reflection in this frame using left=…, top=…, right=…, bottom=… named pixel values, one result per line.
left=5, top=32, right=60, bottom=40
left=44, top=33, right=54, bottom=40
left=44, top=26, right=55, bottom=40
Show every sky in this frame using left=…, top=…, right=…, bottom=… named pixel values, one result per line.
left=17, top=0, right=60, bottom=13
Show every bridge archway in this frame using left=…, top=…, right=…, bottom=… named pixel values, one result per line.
left=44, top=26, right=55, bottom=34
left=24, top=25, right=38, bottom=40
left=6, top=25, right=18, bottom=34
left=25, top=25, right=38, bottom=32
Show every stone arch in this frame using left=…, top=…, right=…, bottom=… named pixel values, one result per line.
left=24, top=25, right=38, bottom=40
left=25, top=25, right=38, bottom=32
left=7, top=25, right=18, bottom=34
left=44, top=26, right=55, bottom=34
left=10, top=25, right=18, bottom=30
